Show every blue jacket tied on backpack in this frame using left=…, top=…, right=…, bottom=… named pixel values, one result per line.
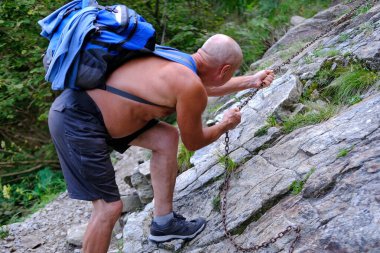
left=39, top=1, right=97, bottom=90
left=39, top=1, right=196, bottom=90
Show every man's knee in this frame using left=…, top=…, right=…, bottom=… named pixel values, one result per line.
left=156, top=125, right=179, bottom=152
left=93, top=199, right=123, bottom=222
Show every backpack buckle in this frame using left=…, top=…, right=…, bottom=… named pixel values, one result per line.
left=97, top=5, right=118, bottom=13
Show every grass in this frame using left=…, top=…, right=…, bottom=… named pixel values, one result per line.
left=313, top=48, right=340, bottom=58
left=337, top=146, right=354, bottom=158
left=177, top=142, right=194, bottom=173
left=289, top=167, right=316, bottom=195
left=356, top=4, right=372, bottom=15
left=272, top=60, right=378, bottom=135
left=0, top=226, right=9, bottom=239
left=279, top=41, right=308, bottom=60
left=282, top=104, right=338, bottom=133
left=212, top=195, right=221, bottom=213
left=359, top=22, right=375, bottom=36
left=321, top=66, right=378, bottom=104
left=304, top=54, right=314, bottom=64
left=254, top=115, right=279, bottom=137
left=218, top=155, right=238, bottom=173
left=254, top=125, right=270, bottom=137
left=267, top=115, right=278, bottom=127
left=338, top=33, right=350, bottom=43
left=207, top=102, right=224, bottom=114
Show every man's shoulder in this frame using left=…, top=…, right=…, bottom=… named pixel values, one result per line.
left=161, top=61, right=202, bottom=88
left=164, top=60, right=199, bottom=79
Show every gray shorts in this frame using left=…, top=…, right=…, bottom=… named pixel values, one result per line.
left=48, top=89, right=158, bottom=202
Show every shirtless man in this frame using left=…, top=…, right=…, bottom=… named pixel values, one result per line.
left=48, top=34, right=274, bottom=253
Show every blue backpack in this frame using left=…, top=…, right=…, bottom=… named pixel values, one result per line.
left=39, top=0, right=197, bottom=90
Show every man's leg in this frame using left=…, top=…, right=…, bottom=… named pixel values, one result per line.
left=130, top=122, right=206, bottom=242
left=82, top=199, right=123, bottom=253
left=130, top=122, right=179, bottom=216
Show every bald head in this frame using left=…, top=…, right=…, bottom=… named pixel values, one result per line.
left=200, top=34, right=243, bottom=68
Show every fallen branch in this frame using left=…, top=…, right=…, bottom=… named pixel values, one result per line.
left=0, top=164, right=50, bottom=177
left=0, top=160, right=58, bottom=166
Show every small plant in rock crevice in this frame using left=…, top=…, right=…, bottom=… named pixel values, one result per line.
left=321, top=65, right=378, bottom=105
left=212, top=195, right=221, bottom=213
left=289, top=168, right=316, bottom=195
left=254, top=115, right=279, bottom=137
left=337, top=146, right=354, bottom=158
left=254, top=125, right=271, bottom=137
left=282, top=61, right=379, bottom=134
left=218, top=156, right=238, bottom=173
left=338, top=33, right=350, bottom=43
left=282, top=104, right=338, bottom=133
left=313, top=48, right=340, bottom=58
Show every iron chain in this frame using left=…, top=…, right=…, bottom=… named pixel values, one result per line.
left=221, top=0, right=377, bottom=252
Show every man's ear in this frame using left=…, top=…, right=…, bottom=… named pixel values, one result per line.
left=220, top=64, right=231, bottom=78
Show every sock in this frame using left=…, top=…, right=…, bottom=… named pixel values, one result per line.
left=153, top=212, right=174, bottom=226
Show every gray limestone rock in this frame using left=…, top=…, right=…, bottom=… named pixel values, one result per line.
left=178, top=93, right=380, bottom=253
left=121, top=190, right=142, bottom=213
left=130, top=162, right=154, bottom=204
left=66, top=224, right=87, bottom=247
left=290, top=15, right=306, bottom=26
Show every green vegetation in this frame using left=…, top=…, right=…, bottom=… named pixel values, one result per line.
left=337, top=146, right=353, bottom=158
left=313, top=48, right=340, bottom=58
left=177, top=142, right=194, bottom=173
left=254, top=125, right=271, bottom=137
left=289, top=167, right=316, bottom=195
left=356, top=3, right=372, bottom=15
left=254, top=114, right=279, bottom=136
left=279, top=41, right=308, bottom=60
left=207, top=103, right=224, bottom=115
left=321, top=65, right=378, bottom=104
left=218, top=155, right=238, bottom=173
left=282, top=105, right=338, bottom=133
left=282, top=61, right=379, bottom=134
left=0, top=226, right=9, bottom=239
left=266, top=115, right=278, bottom=127
left=212, top=195, right=221, bottom=213
left=338, top=33, right=350, bottom=42
left=359, top=22, right=375, bottom=36
left=0, top=168, right=66, bottom=225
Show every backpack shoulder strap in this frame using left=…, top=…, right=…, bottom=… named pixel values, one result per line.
left=153, top=45, right=197, bottom=74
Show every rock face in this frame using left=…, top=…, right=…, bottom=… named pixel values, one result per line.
left=116, top=1, right=380, bottom=253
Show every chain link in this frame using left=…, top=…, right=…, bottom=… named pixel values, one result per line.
left=221, top=0, right=377, bottom=252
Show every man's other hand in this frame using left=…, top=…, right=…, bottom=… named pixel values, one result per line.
left=246, top=69, right=275, bottom=89
left=222, top=107, right=241, bottom=131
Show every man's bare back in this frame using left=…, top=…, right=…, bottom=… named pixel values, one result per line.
left=87, top=55, right=206, bottom=138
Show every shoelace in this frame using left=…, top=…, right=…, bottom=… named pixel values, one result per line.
left=173, top=212, right=186, bottom=220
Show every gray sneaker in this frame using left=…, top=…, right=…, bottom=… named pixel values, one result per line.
left=149, top=212, right=207, bottom=243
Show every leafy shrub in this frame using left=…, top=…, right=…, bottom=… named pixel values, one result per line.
left=0, top=168, right=66, bottom=225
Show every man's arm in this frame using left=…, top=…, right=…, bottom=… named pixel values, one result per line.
left=176, top=81, right=240, bottom=151
left=206, top=70, right=275, bottom=97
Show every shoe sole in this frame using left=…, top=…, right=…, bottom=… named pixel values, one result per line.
left=148, top=222, right=206, bottom=243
